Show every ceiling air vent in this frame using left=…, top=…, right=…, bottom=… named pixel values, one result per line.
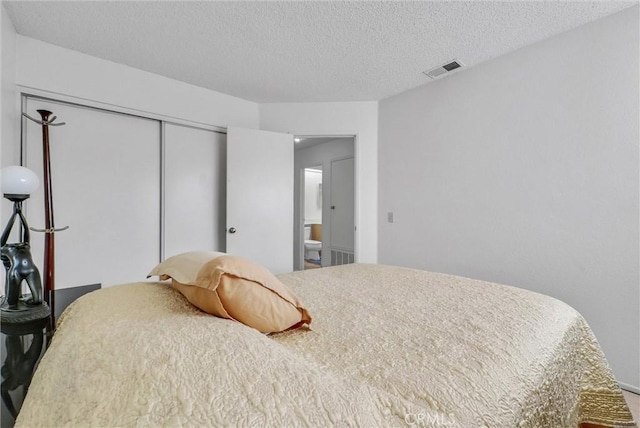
left=424, top=59, right=464, bottom=79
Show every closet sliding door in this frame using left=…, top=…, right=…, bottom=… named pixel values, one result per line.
left=24, top=99, right=161, bottom=289
left=164, top=124, right=226, bottom=257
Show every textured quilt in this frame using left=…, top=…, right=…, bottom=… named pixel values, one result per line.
left=17, top=264, right=635, bottom=427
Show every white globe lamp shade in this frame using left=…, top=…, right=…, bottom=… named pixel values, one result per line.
left=1, top=166, right=40, bottom=196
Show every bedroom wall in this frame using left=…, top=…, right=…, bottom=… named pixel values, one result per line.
left=1, top=5, right=18, bottom=167
left=378, top=6, right=639, bottom=390
left=14, top=36, right=259, bottom=128
left=260, top=102, right=378, bottom=265
left=0, top=5, right=19, bottom=239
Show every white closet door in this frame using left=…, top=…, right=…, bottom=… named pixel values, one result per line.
left=24, top=99, right=160, bottom=288
left=164, top=124, right=226, bottom=257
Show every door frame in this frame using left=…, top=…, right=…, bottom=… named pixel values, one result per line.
left=293, top=134, right=358, bottom=270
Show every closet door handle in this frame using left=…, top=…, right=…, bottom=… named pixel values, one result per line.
left=228, top=227, right=237, bottom=234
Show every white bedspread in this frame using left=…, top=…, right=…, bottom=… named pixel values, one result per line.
left=16, top=264, right=635, bottom=427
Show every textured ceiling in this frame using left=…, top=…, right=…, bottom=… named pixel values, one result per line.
left=3, top=1, right=635, bottom=103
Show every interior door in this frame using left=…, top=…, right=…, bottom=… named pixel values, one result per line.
left=226, top=127, right=293, bottom=274
left=164, top=124, right=226, bottom=257
left=328, top=156, right=355, bottom=266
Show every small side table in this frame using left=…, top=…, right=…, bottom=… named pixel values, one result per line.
left=0, top=317, right=51, bottom=428
left=0, top=282, right=100, bottom=427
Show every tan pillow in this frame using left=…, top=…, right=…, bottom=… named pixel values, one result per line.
left=148, top=254, right=311, bottom=333
left=147, top=251, right=227, bottom=282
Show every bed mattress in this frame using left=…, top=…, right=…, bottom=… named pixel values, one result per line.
left=16, top=264, right=635, bottom=427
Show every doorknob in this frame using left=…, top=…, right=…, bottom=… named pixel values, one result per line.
left=228, top=227, right=237, bottom=234
left=331, top=206, right=336, bottom=210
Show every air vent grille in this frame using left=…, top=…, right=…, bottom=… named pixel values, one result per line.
left=331, top=250, right=354, bottom=266
left=424, top=59, right=464, bottom=79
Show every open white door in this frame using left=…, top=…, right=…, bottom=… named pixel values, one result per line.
left=226, top=127, right=293, bottom=273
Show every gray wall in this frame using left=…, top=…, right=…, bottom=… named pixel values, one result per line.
left=378, top=7, right=639, bottom=389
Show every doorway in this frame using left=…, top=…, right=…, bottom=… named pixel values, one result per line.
left=293, top=136, right=356, bottom=271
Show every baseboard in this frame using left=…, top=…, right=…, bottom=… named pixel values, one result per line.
left=620, top=381, right=640, bottom=395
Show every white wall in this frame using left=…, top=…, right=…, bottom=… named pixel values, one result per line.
left=378, top=7, right=639, bottom=390
left=14, top=36, right=259, bottom=129
left=0, top=5, right=19, bottom=247
left=1, top=5, right=18, bottom=168
left=260, top=102, right=378, bottom=265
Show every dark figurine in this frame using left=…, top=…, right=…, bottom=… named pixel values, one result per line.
left=1, top=243, right=43, bottom=308
left=0, top=195, right=49, bottom=322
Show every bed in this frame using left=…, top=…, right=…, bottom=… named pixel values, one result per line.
left=16, top=263, right=635, bottom=427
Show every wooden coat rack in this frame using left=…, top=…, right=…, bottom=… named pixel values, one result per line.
left=23, top=110, right=68, bottom=327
